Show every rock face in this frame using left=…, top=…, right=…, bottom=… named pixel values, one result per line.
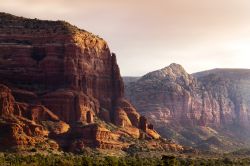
left=126, top=63, right=210, bottom=127
left=69, top=124, right=124, bottom=150
left=0, top=84, right=65, bottom=149
left=0, top=84, right=14, bottom=116
left=0, top=12, right=127, bottom=124
left=125, top=63, right=250, bottom=151
left=0, top=13, right=163, bottom=152
left=123, top=77, right=140, bottom=84
left=194, top=68, right=250, bottom=128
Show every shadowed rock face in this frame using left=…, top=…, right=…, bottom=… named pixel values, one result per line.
left=194, top=68, right=250, bottom=128
left=0, top=13, right=163, bottom=151
left=194, top=69, right=250, bottom=128
left=125, top=63, right=250, bottom=151
left=0, top=84, right=14, bottom=116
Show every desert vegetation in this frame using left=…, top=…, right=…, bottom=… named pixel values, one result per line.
left=1, top=152, right=250, bottom=166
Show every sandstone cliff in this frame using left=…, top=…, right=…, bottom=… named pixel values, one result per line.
left=0, top=13, right=167, bottom=152
left=125, top=63, right=250, bottom=151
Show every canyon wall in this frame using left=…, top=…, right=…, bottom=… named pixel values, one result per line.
left=0, top=12, right=161, bottom=151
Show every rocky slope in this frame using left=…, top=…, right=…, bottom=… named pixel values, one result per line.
left=0, top=13, right=176, bottom=153
left=194, top=69, right=250, bottom=128
left=123, top=77, right=140, bottom=84
left=125, top=63, right=250, bottom=151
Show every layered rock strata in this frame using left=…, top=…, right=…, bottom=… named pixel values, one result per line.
left=125, top=63, right=250, bottom=150
left=0, top=12, right=161, bottom=151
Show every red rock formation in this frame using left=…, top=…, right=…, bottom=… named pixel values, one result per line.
left=114, top=108, right=132, bottom=127
left=146, top=129, right=161, bottom=139
left=0, top=13, right=141, bottom=127
left=0, top=84, right=67, bottom=149
left=0, top=13, right=161, bottom=151
left=148, top=124, right=154, bottom=130
left=40, top=90, right=99, bottom=123
left=139, top=116, right=147, bottom=132
left=115, top=99, right=140, bottom=127
left=0, top=84, right=15, bottom=116
left=70, top=124, right=125, bottom=150
left=86, top=111, right=93, bottom=123
left=99, top=108, right=111, bottom=122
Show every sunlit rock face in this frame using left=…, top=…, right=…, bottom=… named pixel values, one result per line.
left=0, top=13, right=119, bottom=123
left=0, top=12, right=162, bottom=151
left=0, top=12, right=133, bottom=125
left=125, top=63, right=250, bottom=150
left=0, top=84, right=66, bottom=149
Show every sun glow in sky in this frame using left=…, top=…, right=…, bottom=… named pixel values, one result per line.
left=1, top=0, right=250, bottom=76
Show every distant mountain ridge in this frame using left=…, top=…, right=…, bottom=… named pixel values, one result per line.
left=122, top=77, right=140, bottom=84
left=193, top=68, right=250, bottom=80
left=125, top=64, right=250, bottom=151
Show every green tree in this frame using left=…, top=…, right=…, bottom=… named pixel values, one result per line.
left=162, top=155, right=179, bottom=166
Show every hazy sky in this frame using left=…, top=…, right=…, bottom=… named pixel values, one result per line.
left=1, top=0, right=250, bottom=76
